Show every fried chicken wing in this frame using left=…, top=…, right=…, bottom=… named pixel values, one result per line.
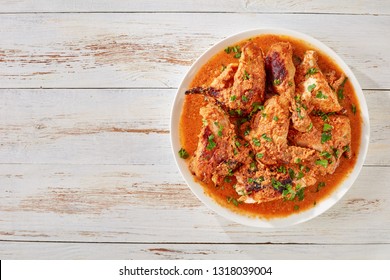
left=186, top=42, right=266, bottom=115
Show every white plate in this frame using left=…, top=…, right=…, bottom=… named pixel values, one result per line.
left=170, top=28, right=370, bottom=228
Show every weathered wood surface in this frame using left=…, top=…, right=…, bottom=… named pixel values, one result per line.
left=0, top=164, right=389, bottom=244
left=2, top=242, right=389, bottom=260
left=0, top=14, right=389, bottom=89
left=0, top=89, right=388, bottom=165
left=0, top=1, right=389, bottom=259
left=0, top=0, right=388, bottom=15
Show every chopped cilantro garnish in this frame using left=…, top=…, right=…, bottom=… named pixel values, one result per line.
left=273, top=79, right=281, bottom=85
left=242, top=95, right=248, bottom=102
left=320, top=151, right=332, bottom=159
left=243, top=70, right=250, bottom=80
left=321, top=132, right=332, bottom=144
left=306, top=68, right=318, bottom=75
left=316, top=91, right=328, bottom=99
left=307, top=122, right=313, bottom=131
left=323, top=123, right=332, bottom=132
left=317, top=182, right=326, bottom=192
left=261, top=133, right=272, bottom=142
left=351, top=104, right=357, bottom=115
left=288, top=168, right=295, bottom=180
left=178, top=148, right=189, bottom=159
left=206, top=134, right=216, bottom=150
left=252, top=138, right=261, bottom=147
left=316, top=159, right=328, bottom=168
left=277, top=165, right=287, bottom=174
left=273, top=116, right=279, bottom=121
left=256, top=153, right=264, bottom=159
left=227, top=196, right=239, bottom=207
left=230, top=95, right=237, bottom=101
left=307, top=83, right=316, bottom=91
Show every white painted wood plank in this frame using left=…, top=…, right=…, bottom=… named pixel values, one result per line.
left=1, top=242, right=389, bottom=260
left=0, top=14, right=388, bottom=89
left=0, top=89, right=388, bottom=165
left=0, top=164, right=389, bottom=244
left=0, top=0, right=388, bottom=15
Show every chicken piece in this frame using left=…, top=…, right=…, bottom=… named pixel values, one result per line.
left=264, top=42, right=313, bottom=133
left=295, top=50, right=343, bottom=113
left=265, top=42, right=296, bottom=99
left=209, top=63, right=238, bottom=90
left=288, top=114, right=351, bottom=174
left=234, top=161, right=293, bottom=203
left=185, top=41, right=266, bottom=115
left=245, top=95, right=290, bottom=165
left=189, top=102, right=248, bottom=185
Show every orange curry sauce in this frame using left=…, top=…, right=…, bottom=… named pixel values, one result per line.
left=180, top=34, right=362, bottom=219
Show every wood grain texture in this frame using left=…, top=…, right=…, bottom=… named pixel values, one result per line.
left=0, top=164, right=389, bottom=244
left=0, top=13, right=388, bottom=89
left=0, top=89, right=388, bottom=165
left=1, top=2, right=389, bottom=260
left=1, top=242, right=389, bottom=260
left=0, top=0, right=388, bottom=15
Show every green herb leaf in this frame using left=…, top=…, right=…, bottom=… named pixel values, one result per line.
left=178, top=148, right=189, bottom=159
left=307, top=83, right=316, bottom=91
left=250, top=162, right=257, bottom=171
left=321, top=132, right=332, bottom=144
left=242, top=95, right=248, bottom=102
left=351, top=104, right=357, bottom=115
left=256, top=153, right=264, bottom=159
left=273, top=116, right=279, bottom=121
left=230, top=95, right=237, bottom=101
left=288, top=168, right=295, bottom=180
left=343, top=145, right=350, bottom=152
left=317, top=182, right=326, bottom=192
left=296, top=171, right=304, bottom=180
left=234, top=52, right=241, bottom=59
left=320, top=151, right=332, bottom=159
left=307, top=122, right=313, bottom=131
left=227, top=196, right=239, bottom=207
left=294, top=205, right=300, bottom=211
left=261, top=133, right=272, bottom=142
left=273, top=79, right=281, bottom=85
left=252, top=138, right=261, bottom=147
left=271, top=178, right=283, bottom=190
left=316, top=159, right=328, bottom=168
left=323, top=123, right=332, bottom=132
left=221, top=64, right=226, bottom=72
left=277, top=165, right=287, bottom=174
left=206, top=134, right=216, bottom=150
left=224, top=47, right=232, bottom=54
left=306, top=68, right=318, bottom=75
left=316, top=90, right=328, bottom=99
left=235, top=141, right=241, bottom=148
left=243, top=70, right=250, bottom=80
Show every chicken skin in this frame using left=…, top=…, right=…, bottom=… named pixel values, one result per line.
left=189, top=102, right=250, bottom=185
left=295, top=50, right=343, bottom=113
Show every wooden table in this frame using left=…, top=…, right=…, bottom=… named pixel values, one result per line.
left=1, top=1, right=389, bottom=259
